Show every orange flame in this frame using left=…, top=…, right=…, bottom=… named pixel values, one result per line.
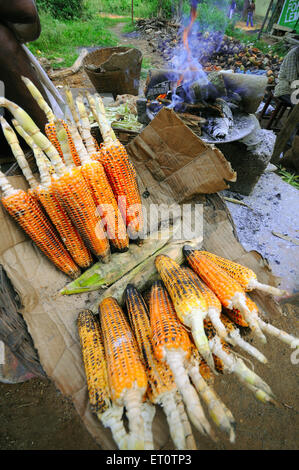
left=157, top=94, right=167, bottom=100
left=177, top=3, right=199, bottom=87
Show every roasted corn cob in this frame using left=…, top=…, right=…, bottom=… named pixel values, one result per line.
left=141, top=401, right=156, bottom=450
left=183, top=246, right=266, bottom=344
left=241, top=296, right=299, bottom=350
left=99, top=297, right=148, bottom=449
left=175, top=393, right=197, bottom=450
left=125, top=284, right=188, bottom=450
left=186, top=342, right=236, bottom=443
left=22, top=76, right=83, bottom=167
left=203, top=318, right=277, bottom=405
left=77, top=310, right=128, bottom=449
left=87, top=93, right=143, bottom=240
left=65, top=85, right=82, bottom=134
left=220, top=314, right=268, bottom=364
left=154, top=254, right=214, bottom=370
left=54, top=96, right=128, bottom=252
left=0, top=117, right=39, bottom=190
left=149, top=280, right=215, bottom=441
left=71, top=98, right=129, bottom=252
left=21, top=76, right=66, bottom=162
left=199, top=251, right=287, bottom=297
left=0, top=170, right=80, bottom=278
left=223, top=306, right=249, bottom=328
left=183, top=266, right=228, bottom=339
left=183, top=265, right=267, bottom=363
left=0, top=97, right=65, bottom=175
left=45, top=121, right=65, bottom=162
left=12, top=120, right=93, bottom=269
left=53, top=167, right=110, bottom=262
left=76, top=94, right=100, bottom=155
left=54, top=119, right=77, bottom=168
left=0, top=98, right=111, bottom=262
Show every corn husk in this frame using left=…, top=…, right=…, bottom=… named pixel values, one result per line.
left=92, top=235, right=201, bottom=311
left=61, top=225, right=175, bottom=295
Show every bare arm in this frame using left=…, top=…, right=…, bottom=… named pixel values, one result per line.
left=0, top=0, right=39, bottom=24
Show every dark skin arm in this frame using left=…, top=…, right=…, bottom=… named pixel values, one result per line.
left=0, top=0, right=39, bottom=24
left=0, top=2, right=50, bottom=156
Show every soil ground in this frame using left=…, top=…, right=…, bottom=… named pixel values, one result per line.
left=1, top=20, right=299, bottom=452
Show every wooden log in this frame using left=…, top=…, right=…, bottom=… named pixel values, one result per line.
left=271, top=103, right=299, bottom=164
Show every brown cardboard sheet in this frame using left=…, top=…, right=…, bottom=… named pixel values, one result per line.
left=0, top=146, right=294, bottom=450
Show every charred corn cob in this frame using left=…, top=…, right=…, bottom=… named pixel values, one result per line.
left=79, top=153, right=129, bottom=252
left=76, top=94, right=100, bottom=155
left=66, top=88, right=100, bottom=153
left=141, top=401, right=156, bottom=450
left=86, top=159, right=129, bottom=253
left=223, top=306, right=249, bottom=328
left=199, top=251, right=287, bottom=297
left=154, top=254, right=214, bottom=370
left=242, top=296, right=299, bottom=350
left=65, top=85, right=82, bottom=134
left=149, top=280, right=215, bottom=441
left=58, top=118, right=82, bottom=167
left=45, top=121, right=64, bottom=162
left=57, top=98, right=129, bottom=253
left=22, top=76, right=83, bottom=167
left=53, top=119, right=76, bottom=168
left=99, top=297, right=148, bottom=450
left=0, top=98, right=111, bottom=262
left=183, top=266, right=228, bottom=339
left=77, top=310, right=128, bottom=449
left=0, top=117, right=39, bottom=190
left=125, top=284, right=188, bottom=450
left=0, top=97, right=65, bottom=176
left=0, top=171, right=80, bottom=278
left=12, top=121, right=93, bottom=269
left=175, top=393, right=197, bottom=450
left=53, top=167, right=110, bottom=262
left=220, top=314, right=268, bottom=364
left=183, top=246, right=266, bottom=344
left=87, top=93, right=143, bottom=240
left=186, top=342, right=236, bottom=443
left=203, top=318, right=277, bottom=405
left=21, top=76, right=66, bottom=162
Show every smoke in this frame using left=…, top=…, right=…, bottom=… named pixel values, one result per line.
left=167, top=0, right=233, bottom=97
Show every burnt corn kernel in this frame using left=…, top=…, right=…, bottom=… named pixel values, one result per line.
left=125, top=284, right=177, bottom=403
left=2, top=188, right=80, bottom=278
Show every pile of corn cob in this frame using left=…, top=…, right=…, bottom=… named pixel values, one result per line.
left=77, top=250, right=298, bottom=450
left=0, top=78, right=144, bottom=279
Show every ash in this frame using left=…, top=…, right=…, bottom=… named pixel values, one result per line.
left=240, top=116, right=277, bottom=157
left=221, top=172, right=299, bottom=294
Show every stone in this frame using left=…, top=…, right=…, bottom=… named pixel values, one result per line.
left=217, top=140, right=273, bottom=196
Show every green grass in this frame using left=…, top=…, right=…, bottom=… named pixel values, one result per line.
left=277, top=167, right=299, bottom=190
left=28, top=10, right=121, bottom=69
left=97, top=0, right=161, bottom=19
left=122, top=21, right=137, bottom=34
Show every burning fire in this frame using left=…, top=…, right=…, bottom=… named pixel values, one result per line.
left=168, top=0, right=209, bottom=109
left=177, top=0, right=199, bottom=87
